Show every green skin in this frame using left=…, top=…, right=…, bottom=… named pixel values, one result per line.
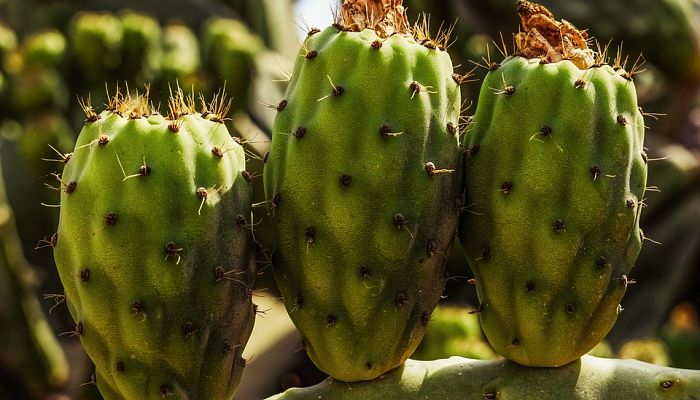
left=22, top=30, right=67, bottom=69
left=69, top=12, right=123, bottom=82
left=161, top=24, right=204, bottom=91
left=267, top=356, right=700, bottom=400
left=459, top=56, right=647, bottom=367
left=264, top=26, right=463, bottom=382
left=119, top=11, right=162, bottom=82
left=54, top=111, right=255, bottom=399
left=201, top=17, right=262, bottom=112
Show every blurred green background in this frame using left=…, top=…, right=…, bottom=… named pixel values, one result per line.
left=0, top=0, right=698, bottom=399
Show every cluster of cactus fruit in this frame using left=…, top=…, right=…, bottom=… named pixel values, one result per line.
left=46, top=0, right=700, bottom=399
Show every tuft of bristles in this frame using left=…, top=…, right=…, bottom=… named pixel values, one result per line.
left=513, top=0, right=596, bottom=69
left=79, top=83, right=232, bottom=124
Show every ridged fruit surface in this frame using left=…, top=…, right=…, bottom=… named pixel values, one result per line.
left=53, top=91, right=255, bottom=399
left=460, top=56, right=646, bottom=366
left=263, top=3, right=463, bottom=382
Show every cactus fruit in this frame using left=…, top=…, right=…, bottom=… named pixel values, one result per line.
left=22, top=30, right=67, bottom=69
left=0, top=23, right=17, bottom=64
left=267, top=356, right=700, bottom=400
left=201, top=17, right=262, bottom=112
left=459, top=1, right=647, bottom=367
left=119, top=11, right=162, bottom=82
left=53, top=88, right=255, bottom=399
left=412, top=306, right=498, bottom=361
left=161, top=23, right=205, bottom=93
left=69, top=12, right=123, bottom=83
left=263, top=0, right=463, bottom=382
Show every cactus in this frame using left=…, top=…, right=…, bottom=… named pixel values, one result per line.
left=119, top=11, right=162, bottom=82
left=52, top=88, right=256, bottom=399
left=263, top=0, right=463, bottom=382
left=68, top=12, right=123, bottom=83
left=267, top=356, right=700, bottom=400
left=161, top=22, right=206, bottom=94
left=8, top=66, right=69, bottom=115
left=0, top=22, right=17, bottom=65
left=22, top=30, right=67, bottom=69
left=201, top=17, right=263, bottom=112
left=618, top=338, right=671, bottom=366
left=459, top=1, right=647, bottom=367
left=412, top=306, right=498, bottom=361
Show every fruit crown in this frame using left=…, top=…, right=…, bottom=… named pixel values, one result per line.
left=514, top=0, right=597, bottom=69
left=338, top=0, right=453, bottom=50
left=78, top=84, right=231, bottom=123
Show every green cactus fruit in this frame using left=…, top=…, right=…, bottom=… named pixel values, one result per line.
left=223, top=0, right=298, bottom=59
left=267, top=356, right=700, bottom=400
left=69, top=12, right=123, bottom=83
left=618, top=338, right=671, bottom=366
left=53, top=88, right=256, bottom=399
left=0, top=23, right=17, bottom=65
left=412, top=306, right=498, bottom=361
left=459, top=1, right=647, bottom=367
left=22, top=30, right=67, bottom=69
left=202, top=17, right=262, bottom=112
left=8, top=66, right=69, bottom=114
left=161, top=22, right=206, bottom=93
left=263, top=0, right=463, bottom=382
left=119, top=11, right=162, bottom=82
left=19, top=111, right=74, bottom=175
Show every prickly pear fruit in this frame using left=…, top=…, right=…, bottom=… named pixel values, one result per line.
left=459, top=1, right=647, bottom=367
left=161, top=22, right=205, bottom=93
left=119, top=11, right=162, bottom=82
left=267, top=356, right=700, bottom=400
left=22, top=30, right=67, bottom=69
left=69, top=12, right=123, bottom=83
left=263, top=0, right=463, bottom=382
left=53, top=88, right=255, bottom=399
left=201, top=17, right=262, bottom=112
